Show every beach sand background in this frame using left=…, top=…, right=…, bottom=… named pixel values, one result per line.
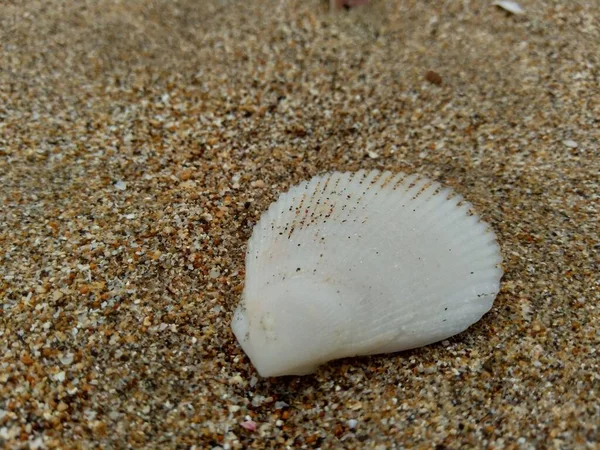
left=1, top=0, right=598, bottom=448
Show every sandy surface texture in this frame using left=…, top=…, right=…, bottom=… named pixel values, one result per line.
left=1, top=0, right=598, bottom=448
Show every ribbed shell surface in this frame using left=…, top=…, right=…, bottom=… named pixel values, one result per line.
left=234, top=170, right=503, bottom=376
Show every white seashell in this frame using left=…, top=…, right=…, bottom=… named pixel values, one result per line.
left=232, top=170, right=503, bottom=377
left=492, top=1, right=525, bottom=15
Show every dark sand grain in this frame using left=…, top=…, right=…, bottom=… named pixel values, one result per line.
left=1, top=0, right=598, bottom=448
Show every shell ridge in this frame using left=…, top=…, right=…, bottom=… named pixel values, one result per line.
left=323, top=171, right=422, bottom=276
left=328, top=174, right=447, bottom=292
left=332, top=177, right=500, bottom=328
left=282, top=172, right=391, bottom=276
left=236, top=169, right=503, bottom=377
left=252, top=179, right=323, bottom=285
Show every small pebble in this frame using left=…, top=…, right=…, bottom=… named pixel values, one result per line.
left=230, top=374, right=244, bottom=385
left=240, top=420, right=257, bottom=431
left=59, top=353, right=74, bottom=366
left=52, top=371, right=66, bottom=382
left=114, top=180, right=127, bottom=191
left=425, top=70, right=443, bottom=85
left=562, top=139, right=578, bottom=149
left=252, top=395, right=266, bottom=407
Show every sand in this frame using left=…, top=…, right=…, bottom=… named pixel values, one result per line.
left=1, top=0, right=598, bottom=448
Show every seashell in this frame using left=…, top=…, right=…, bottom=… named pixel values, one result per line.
left=492, top=1, right=525, bottom=15
left=232, top=170, right=503, bottom=377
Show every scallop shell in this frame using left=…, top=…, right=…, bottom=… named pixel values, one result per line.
left=232, top=170, right=503, bottom=377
